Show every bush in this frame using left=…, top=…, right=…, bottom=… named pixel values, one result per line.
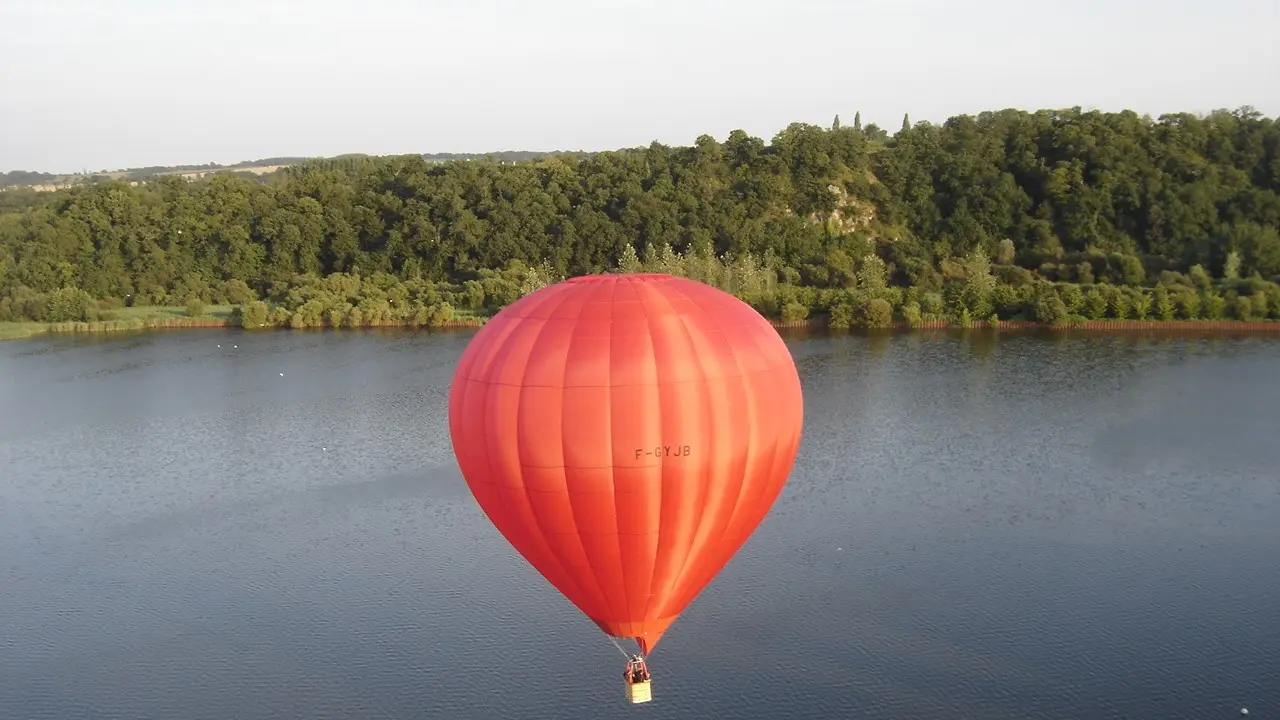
left=1201, top=291, right=1226, bottom=320
left=1033, top=287, right=1067, bottom=325
left=428, top=302, right=455, bottom=327
left=47, top=287, right=94, bottom=322
left=235, top=301, right=269, bottom=328
left=902, top=300, right=923, bottom=327
left=858, top=298, right=893, bottom=328
left=1083, top=288, right=1108, bottom=320
left=780, top=301, right=808, bottom=324
left=1231, top=295, right=1254, bottom=320
left=828, top=301, right=856, bottom=330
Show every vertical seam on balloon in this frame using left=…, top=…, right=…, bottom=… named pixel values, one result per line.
left=685, top=283, right=757, bottom=594
left=632, top=275, right=670, bottom=638
left=552, top=285, right=617, bottom=621
left=649, top=280, right=714, bottom=623
left=730, top=327, right=790, bottom=552
left=634, top=279, right=666, bottom=637
left=503, top=285, right=602, bottom=612
left=722, top=355, right=756, bottom=547
left=738, top=323, right=777, bottom=527
left=604, top=278, right=639, bottom=639
left=463, top=316, right=530, bottom=543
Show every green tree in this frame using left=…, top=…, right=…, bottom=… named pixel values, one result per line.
left=1109, top=288, right=1131, bottom=319
left=1224, top=250, right=1241, bottom=280
left=236, top=301, right=269, bottom=328
left=996, top=238, right=1015, bottom=265
left=958, top=248, right=995, bottom=317
left=1131, top=289, right=1152, bottom=319
left=781, top=301, right=809, bottom=324
left=1153, top=286, right=1175, bottom=320
left=1083, top=288, right=1108, bottom=319
left=828, top=299, right=856, bottom=329
left=1033, top=286, right=1067, bottom=325
left=47, top=287, right=93, bottom=322
left=857, top=253, right=888, bottom=294
left=3, top=104, right=1279, bottom=333
left=859, top=297, right=894, bottom=328
left=1076, top=262, right=1094, bottom=285
left=618, top=243, right=643, bottom=273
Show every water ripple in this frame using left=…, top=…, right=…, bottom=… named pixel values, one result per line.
left=0, top=330, right=1277, bottom=720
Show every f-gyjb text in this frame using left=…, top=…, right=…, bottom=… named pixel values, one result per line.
left=634, top=445, right=692, bottom=459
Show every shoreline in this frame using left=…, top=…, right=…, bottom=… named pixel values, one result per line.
left=5, top=314, right=1280, bottom=342
left=771, top=318, right=1280, bottom=333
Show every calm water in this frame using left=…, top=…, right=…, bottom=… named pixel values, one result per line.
left=1, top=328, right=1278, bottom=720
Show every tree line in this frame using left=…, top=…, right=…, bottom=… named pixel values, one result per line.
left=1, top=105, right=1278, bottom=329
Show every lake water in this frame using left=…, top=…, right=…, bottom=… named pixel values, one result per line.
left=1, top=328, right=1278, bottom=720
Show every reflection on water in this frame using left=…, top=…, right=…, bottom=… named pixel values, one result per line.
left=1, top=328, right=1277, bottom=720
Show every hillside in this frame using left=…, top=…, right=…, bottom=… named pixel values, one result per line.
left=0, top=151, right=588, bottom=191
left=1, top=106, right=1278, bottom=330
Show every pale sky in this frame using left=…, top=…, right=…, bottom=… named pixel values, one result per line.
left=1, top=0, right=1276, bottom=173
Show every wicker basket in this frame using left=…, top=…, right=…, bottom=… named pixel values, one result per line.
left=625, top=678, right=653, bottom=704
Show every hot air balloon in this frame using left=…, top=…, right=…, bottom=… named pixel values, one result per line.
left=447, top=273, right=804, bottom=703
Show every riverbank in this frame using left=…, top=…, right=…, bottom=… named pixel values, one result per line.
left=0, top=306, right=490, bottom=341
left=0, top=305, right=237, bottom=340
left=772, top=318, right=1280, bottom=332
left=7, top=308, right=1280, bottom=341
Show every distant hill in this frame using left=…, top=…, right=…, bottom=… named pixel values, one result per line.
left=420, top=150, right=587, bottom=163
left=0, top=150, right=586, bottom=191
left=0, top=157, right=311, bottom=191
left=0, top=170, right=62, bottom=189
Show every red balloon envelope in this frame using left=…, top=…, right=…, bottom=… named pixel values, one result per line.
left=447, top=273, right=804, bottom=654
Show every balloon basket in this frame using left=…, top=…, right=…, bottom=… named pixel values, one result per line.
left=625, top=679, right=653, bottom=704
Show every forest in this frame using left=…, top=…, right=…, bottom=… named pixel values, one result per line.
left=1, top=105, right=1279, bottom=332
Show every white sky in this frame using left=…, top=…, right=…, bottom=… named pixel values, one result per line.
left=1, top=0, right=1276, bottom=173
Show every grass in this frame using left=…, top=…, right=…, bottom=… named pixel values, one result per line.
left=447, top=307, right=490, bottom=322
left=0, top=322, right=42, bottom=340
left=0, top=304, right=235, bottom=340
left=0, top=303, right=499, bottom=341
left=9, top=302, right=1273, bottom=342
left=119, top=304, right=236, bottom=322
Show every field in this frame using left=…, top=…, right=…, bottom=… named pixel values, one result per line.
left=0, top=305, right=235, bottom=340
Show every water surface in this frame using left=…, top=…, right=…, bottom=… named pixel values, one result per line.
left=1, top=328, right=1277, bottom=720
